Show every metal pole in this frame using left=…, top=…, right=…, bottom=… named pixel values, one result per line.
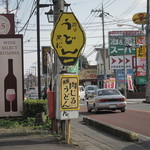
left=101, top=4, right=107, bottom=80
left=6, top=0, right=9, bottom=13
left=37, top=0, right=41, bottom=99
left=146, top=0, right=150, bottom=102
left=53, top=0, right=64, bottom=136
left=53, top=0, right=64, bottom=75
left=123, top=37, right=127, bottom=97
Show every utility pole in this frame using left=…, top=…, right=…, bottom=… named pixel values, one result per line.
left=91, top=4, right=108, bottom=83
left=146, top=0, right=150, bottom=103
left=37, top=0, right=41, bottom=99
left=53, top=0, right=64, bottom=137
left=101, top=4, right=107, bottom=80
left=53, top=0, right=64, bottom=76
left=36, top=0, right=50, bottom=99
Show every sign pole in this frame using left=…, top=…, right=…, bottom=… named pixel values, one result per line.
left=53, top=0, right=64, bottom=136
left=123, top=36, right=127, bottom=97
left=146, top=0, right=150, bottom=103
left=66, top=119, right=71, bottom=144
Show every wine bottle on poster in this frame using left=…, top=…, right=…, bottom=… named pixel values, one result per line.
left=4, top=59, right=17, bottom=112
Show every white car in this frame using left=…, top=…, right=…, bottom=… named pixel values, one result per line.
left=79, top=86, right=85, bottom=100
left=87, top=88, right=127, bottom=113
left=85, top=85, right=98, bottom=99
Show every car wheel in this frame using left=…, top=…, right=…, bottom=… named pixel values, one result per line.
left=94, top=104, right=98, bottom=114
left=121, top=109, right=125, bottom=112
left=87, top=103, right=92, bottom=112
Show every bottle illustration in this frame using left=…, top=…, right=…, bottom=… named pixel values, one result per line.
left=4, top=59, right=17, bottom=112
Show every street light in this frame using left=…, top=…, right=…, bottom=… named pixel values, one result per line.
left=117, top=24, right=143, bottom=29
left=45, top=1, right=70, bottom=23
left=64, top=1, right=70, bottom=12
left=45, top=5, right=54, bottom=23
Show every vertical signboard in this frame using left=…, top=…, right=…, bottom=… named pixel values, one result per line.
left=136, top=40, right=146, bottom=76
left=0, top=35, right=23, bottom=117
left=42, top=46, right=51, bottom=74
left=56, top=74, right=79, bottom=120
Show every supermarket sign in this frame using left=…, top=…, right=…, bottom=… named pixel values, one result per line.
left=109, top=31, right=143, bottom=55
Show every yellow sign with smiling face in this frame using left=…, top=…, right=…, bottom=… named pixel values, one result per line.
left=51, top=12, right=86, bottom=66
left=132, top=12, right=147, bottom=24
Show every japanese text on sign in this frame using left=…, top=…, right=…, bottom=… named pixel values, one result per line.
left=60, top=75, right=79, bottom=111
left=51, top=12, right=85, bottom=66
left=109, top=36, right=136, bottom=55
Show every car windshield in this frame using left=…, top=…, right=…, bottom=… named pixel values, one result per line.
left=88, top=86, right=97, bottom=91
left=98, top=89, right=121, bottom=96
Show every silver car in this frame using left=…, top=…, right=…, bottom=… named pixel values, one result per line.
left=87, top=88, right=127, bottom=113
left=85, top=85, right=98, bottom=99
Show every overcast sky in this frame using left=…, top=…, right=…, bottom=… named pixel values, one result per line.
left=0, top=0, right=147, bottom=75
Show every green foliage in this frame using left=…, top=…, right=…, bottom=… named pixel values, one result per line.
left=0, top=119, right=19, bottom=128
left=23, top=99, right=47, bottom=118
left=79, top=54, right=89, bottom=69
left=21, top=117, right=35, bottom=127
left=0, top=117, right=51, bottom=131
left=33, top=117, right=51, bottom=130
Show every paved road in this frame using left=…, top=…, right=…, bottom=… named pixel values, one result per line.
left=80, top=99, right=150, bottom=137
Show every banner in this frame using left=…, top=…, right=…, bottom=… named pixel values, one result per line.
left=109, top=78, right=116, bottom=89
left=103, top=78, right=116, bottom=89
left=127, top=75, right=134, bottom=91
left=104, top=79, right=108, bottom=89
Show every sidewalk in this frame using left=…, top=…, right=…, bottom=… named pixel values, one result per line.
left=71, top=116, right=150, bottom=150
left=0, top=133, right=80, bottom=150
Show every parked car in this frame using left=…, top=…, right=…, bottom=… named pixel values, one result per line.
left=87, top=88, right=127, bottom=113
left=28, top=93, right=38, bottom=100
left=85, top=85, right=98, bottom=99
left=79, top=86, right=85, bottom=100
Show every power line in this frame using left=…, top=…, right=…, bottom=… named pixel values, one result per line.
left=118, top=0, right=141, bottom=19
left=103, top=0, right=118, bottom=9
left=18, top=4, right=36, bottom=33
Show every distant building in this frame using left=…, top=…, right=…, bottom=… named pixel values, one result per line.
left=95, top=48, right=114, bottom=88
left=79, top=65, right=97, bottom=86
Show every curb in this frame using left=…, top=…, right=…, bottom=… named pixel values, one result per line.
left=83, top=116, right=138, bottom=142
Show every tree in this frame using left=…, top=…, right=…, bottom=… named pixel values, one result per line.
left=79, top=54, right=89, bottom=69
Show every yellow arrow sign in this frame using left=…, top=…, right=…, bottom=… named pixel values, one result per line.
left=51, top=12, right=86, bottom=66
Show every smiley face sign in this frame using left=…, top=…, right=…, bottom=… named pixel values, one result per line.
left=51, top=12, right=86, bottom=66
left=132, top=12, right=147, bottom=24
